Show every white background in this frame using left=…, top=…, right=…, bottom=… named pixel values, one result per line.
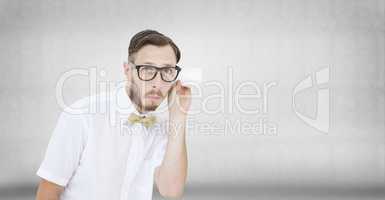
left=0, top=0, right=384, bottom=198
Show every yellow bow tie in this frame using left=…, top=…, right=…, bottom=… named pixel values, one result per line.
left=127, top=113, right=157, bottom=128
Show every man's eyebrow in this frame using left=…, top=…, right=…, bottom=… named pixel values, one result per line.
left=143, top=62, right=174, bottom=67
left=143, top=62, right=156, bottom=65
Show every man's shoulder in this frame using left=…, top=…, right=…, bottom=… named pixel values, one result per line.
left=62, top=92, right=113, bottom=115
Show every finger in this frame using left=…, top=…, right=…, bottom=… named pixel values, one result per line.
left=180, top=84, right=190, bottom=92
left=175, top=80, right=182, bottom=95
left=168, top=81, right=178, bottom=104
left=169, top=81, right=178, bottom=94
left=184, top=86, right=191, bottom=95
left=182, top=88, right=191, bottom=97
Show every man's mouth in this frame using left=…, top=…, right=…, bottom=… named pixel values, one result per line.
left=146, top=95, right=161, bottom=100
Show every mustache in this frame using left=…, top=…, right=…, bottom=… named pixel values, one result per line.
left=145, top=90, right=163, bottom=98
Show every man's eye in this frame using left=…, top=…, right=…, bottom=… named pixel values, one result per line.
left=141, top=66, right=155, bottom=72
left=163, top=68, right=174, bottom=74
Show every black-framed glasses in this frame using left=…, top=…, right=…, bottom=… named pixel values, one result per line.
left=134, top=64, right=181, bottom=82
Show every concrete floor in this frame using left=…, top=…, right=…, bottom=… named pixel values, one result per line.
left=1, top=184, right=384, bottom=200
left=2, top=194, right=385, bottom=200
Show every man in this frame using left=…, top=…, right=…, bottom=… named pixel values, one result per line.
left=36, top=30, right=191, bottom=200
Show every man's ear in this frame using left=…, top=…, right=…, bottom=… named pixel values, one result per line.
left=123, top=62, right=133, bottom=81
left=123, top=62, right=130, bottom=74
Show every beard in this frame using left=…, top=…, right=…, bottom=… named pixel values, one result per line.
left=127, top=80, right=162, bottom=112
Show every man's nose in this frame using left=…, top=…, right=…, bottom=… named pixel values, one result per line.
left=150, top=72, right=163, bottom=88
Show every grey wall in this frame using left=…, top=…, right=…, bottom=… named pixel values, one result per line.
left=0, top=0, right=384, bottom=190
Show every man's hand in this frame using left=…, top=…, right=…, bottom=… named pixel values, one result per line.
left=155, top=80, right=190, bottom=199
left=36, top=179, right=64, bottom=200
left=168, top=80, right=191, bottom=118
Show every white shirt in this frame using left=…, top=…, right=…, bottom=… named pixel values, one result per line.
left=37, top=84, right=170, bottom=200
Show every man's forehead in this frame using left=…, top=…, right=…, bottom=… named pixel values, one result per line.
left=134, top=45, right=177, bottom=66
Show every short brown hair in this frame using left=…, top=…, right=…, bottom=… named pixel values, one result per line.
left=128, top=29, right=181, bottom=63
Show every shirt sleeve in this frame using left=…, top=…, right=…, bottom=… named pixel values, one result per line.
left=36, top=111, right=88, bottom=187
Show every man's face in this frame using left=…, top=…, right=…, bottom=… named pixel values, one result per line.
left=123, top=44, right=177, bottom=112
